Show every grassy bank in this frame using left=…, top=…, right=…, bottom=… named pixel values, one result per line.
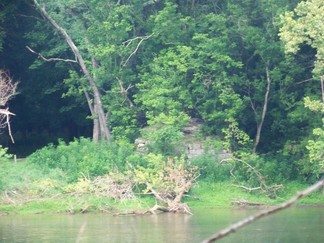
left=1, top=179, right=323, bottom=215
left=186, top=181, right=324, bottom=207
left=0, top=141, right=323, bottom=215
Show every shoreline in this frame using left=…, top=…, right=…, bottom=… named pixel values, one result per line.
left=1, top=181, right=323, bottom=215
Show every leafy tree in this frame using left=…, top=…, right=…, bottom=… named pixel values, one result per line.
left=136, top=1, right=245, bottom=147
left=304, top=98, right=324, bottom=179
left=223, top=0, right=297, bottom=152
left=32, top=0, right=112, bottom=141
left=280, top=0, right=324, bottom=180
left=29, top=0, right=160, bottom=142
left=0, top=0, right=15, bottom=52
left=280, top=0, right=324, bottom=77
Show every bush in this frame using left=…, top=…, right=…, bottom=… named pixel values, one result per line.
left=191, top=155, right=232, bottom=182
left=0, top=158, right=67, bottom=194
left=0, top=145, right=12, bottom=161
left=27, top=137, right=136, bottom=182
left=141, top=125, right=185, bottom=156
left=0, top=146, right=13, bottom=191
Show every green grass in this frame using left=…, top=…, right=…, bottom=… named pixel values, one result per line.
left=186, top=181, right=274, bottom=207
left=186, top=180, right=323, bottom=208
left=277, top=181, right=324, bottom=205
left=1, top=180, right=321, bottom=215
left=0, top=195, right=157, bottom=215
left=0, top=159, right=322, bottom=215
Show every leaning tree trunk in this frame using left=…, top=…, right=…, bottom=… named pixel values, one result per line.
left=34, top=0, right=111, bottom=142
left=253, top=63, right=271, bottom=153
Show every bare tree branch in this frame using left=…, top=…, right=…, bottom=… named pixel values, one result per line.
left=201, top=179, right=324, bottom=243
left=0, top=70, right=18, bottom=143
left=0, top=70, right=18, bottom=106
left=26, top=46, right=78, bottom=63
left=0, top=109, right=16, bottom=143
left=121, top=33, right=154, bottom=67
left=221, top=158, right=283, bottom=198
left=116, top=77, right=134, bottom=108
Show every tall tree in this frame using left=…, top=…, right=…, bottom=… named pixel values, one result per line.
left=32, top=0, right=110, bottom=141
left=280, top=0, right=324, bottom=99
left=280, top=0, right=324, bottom=179
left=29, top=0, right=158, bottom=142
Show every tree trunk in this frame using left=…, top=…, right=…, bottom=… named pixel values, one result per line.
left=253, top=63, right=271, bottom=153
left=34, top=0, right=111, bottom=142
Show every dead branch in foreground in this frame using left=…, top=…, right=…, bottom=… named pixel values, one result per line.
left=201, top=179, right=324, bottom=243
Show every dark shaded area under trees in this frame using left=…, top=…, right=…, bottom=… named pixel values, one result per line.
left=0, top=0, right=92, bottom=155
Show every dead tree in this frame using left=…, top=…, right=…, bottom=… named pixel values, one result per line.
left=0, top=70, right=18, bottom=143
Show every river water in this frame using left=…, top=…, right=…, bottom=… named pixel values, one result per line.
left=0, top=207, right=323, bottom=242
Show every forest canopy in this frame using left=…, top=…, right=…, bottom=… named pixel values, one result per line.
left=0, top=0, right=323, bottom=182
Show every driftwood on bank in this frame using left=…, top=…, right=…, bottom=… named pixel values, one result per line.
left=221, top=158, right=283, bottom=198
left=143, top=159, right=200, bottom=215
left=201, top=179, right=324, bottom=243
left=124, top=157, right=200, bottom=215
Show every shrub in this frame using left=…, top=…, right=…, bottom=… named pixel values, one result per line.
left=27, top=137, right=136, bottom=182
left=141, top=125, right=185, bottom=156
left=0, top=145, right=12, bottom=161
left=191, top=155, right=232, bottom=182
left=0, top=158, right=66, bottom=194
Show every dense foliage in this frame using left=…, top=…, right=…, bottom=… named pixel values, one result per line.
left=0, top=0, right=323, bottom=185
left=26, top=138, right=137, bottom=182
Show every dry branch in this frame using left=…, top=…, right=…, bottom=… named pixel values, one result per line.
left=121, top=33, right=154, bottom=67
left=145, top=160, right=199, bottom=214
left=201, top=179, right=324, bottom=243
left=0, top=70, right=18, bottom=143
left=116, top=77, right=134, bottom=108
left=221, top=158, right=283, bottom=198
left=26, top=46, right=78, bottom=63
left=0, top=70, right=18, bottom=106
left=0, top=108, right=16, bottom=143
left=132, top=157, right=199, bottom=214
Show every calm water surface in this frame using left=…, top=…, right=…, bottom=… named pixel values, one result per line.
left=0, top=207, right=323, bottom=242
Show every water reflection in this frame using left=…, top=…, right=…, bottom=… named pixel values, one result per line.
left=0, top=207, right=323, bottom=242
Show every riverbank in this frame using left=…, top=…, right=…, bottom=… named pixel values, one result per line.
left=0, top=180, right=323, bottom=215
